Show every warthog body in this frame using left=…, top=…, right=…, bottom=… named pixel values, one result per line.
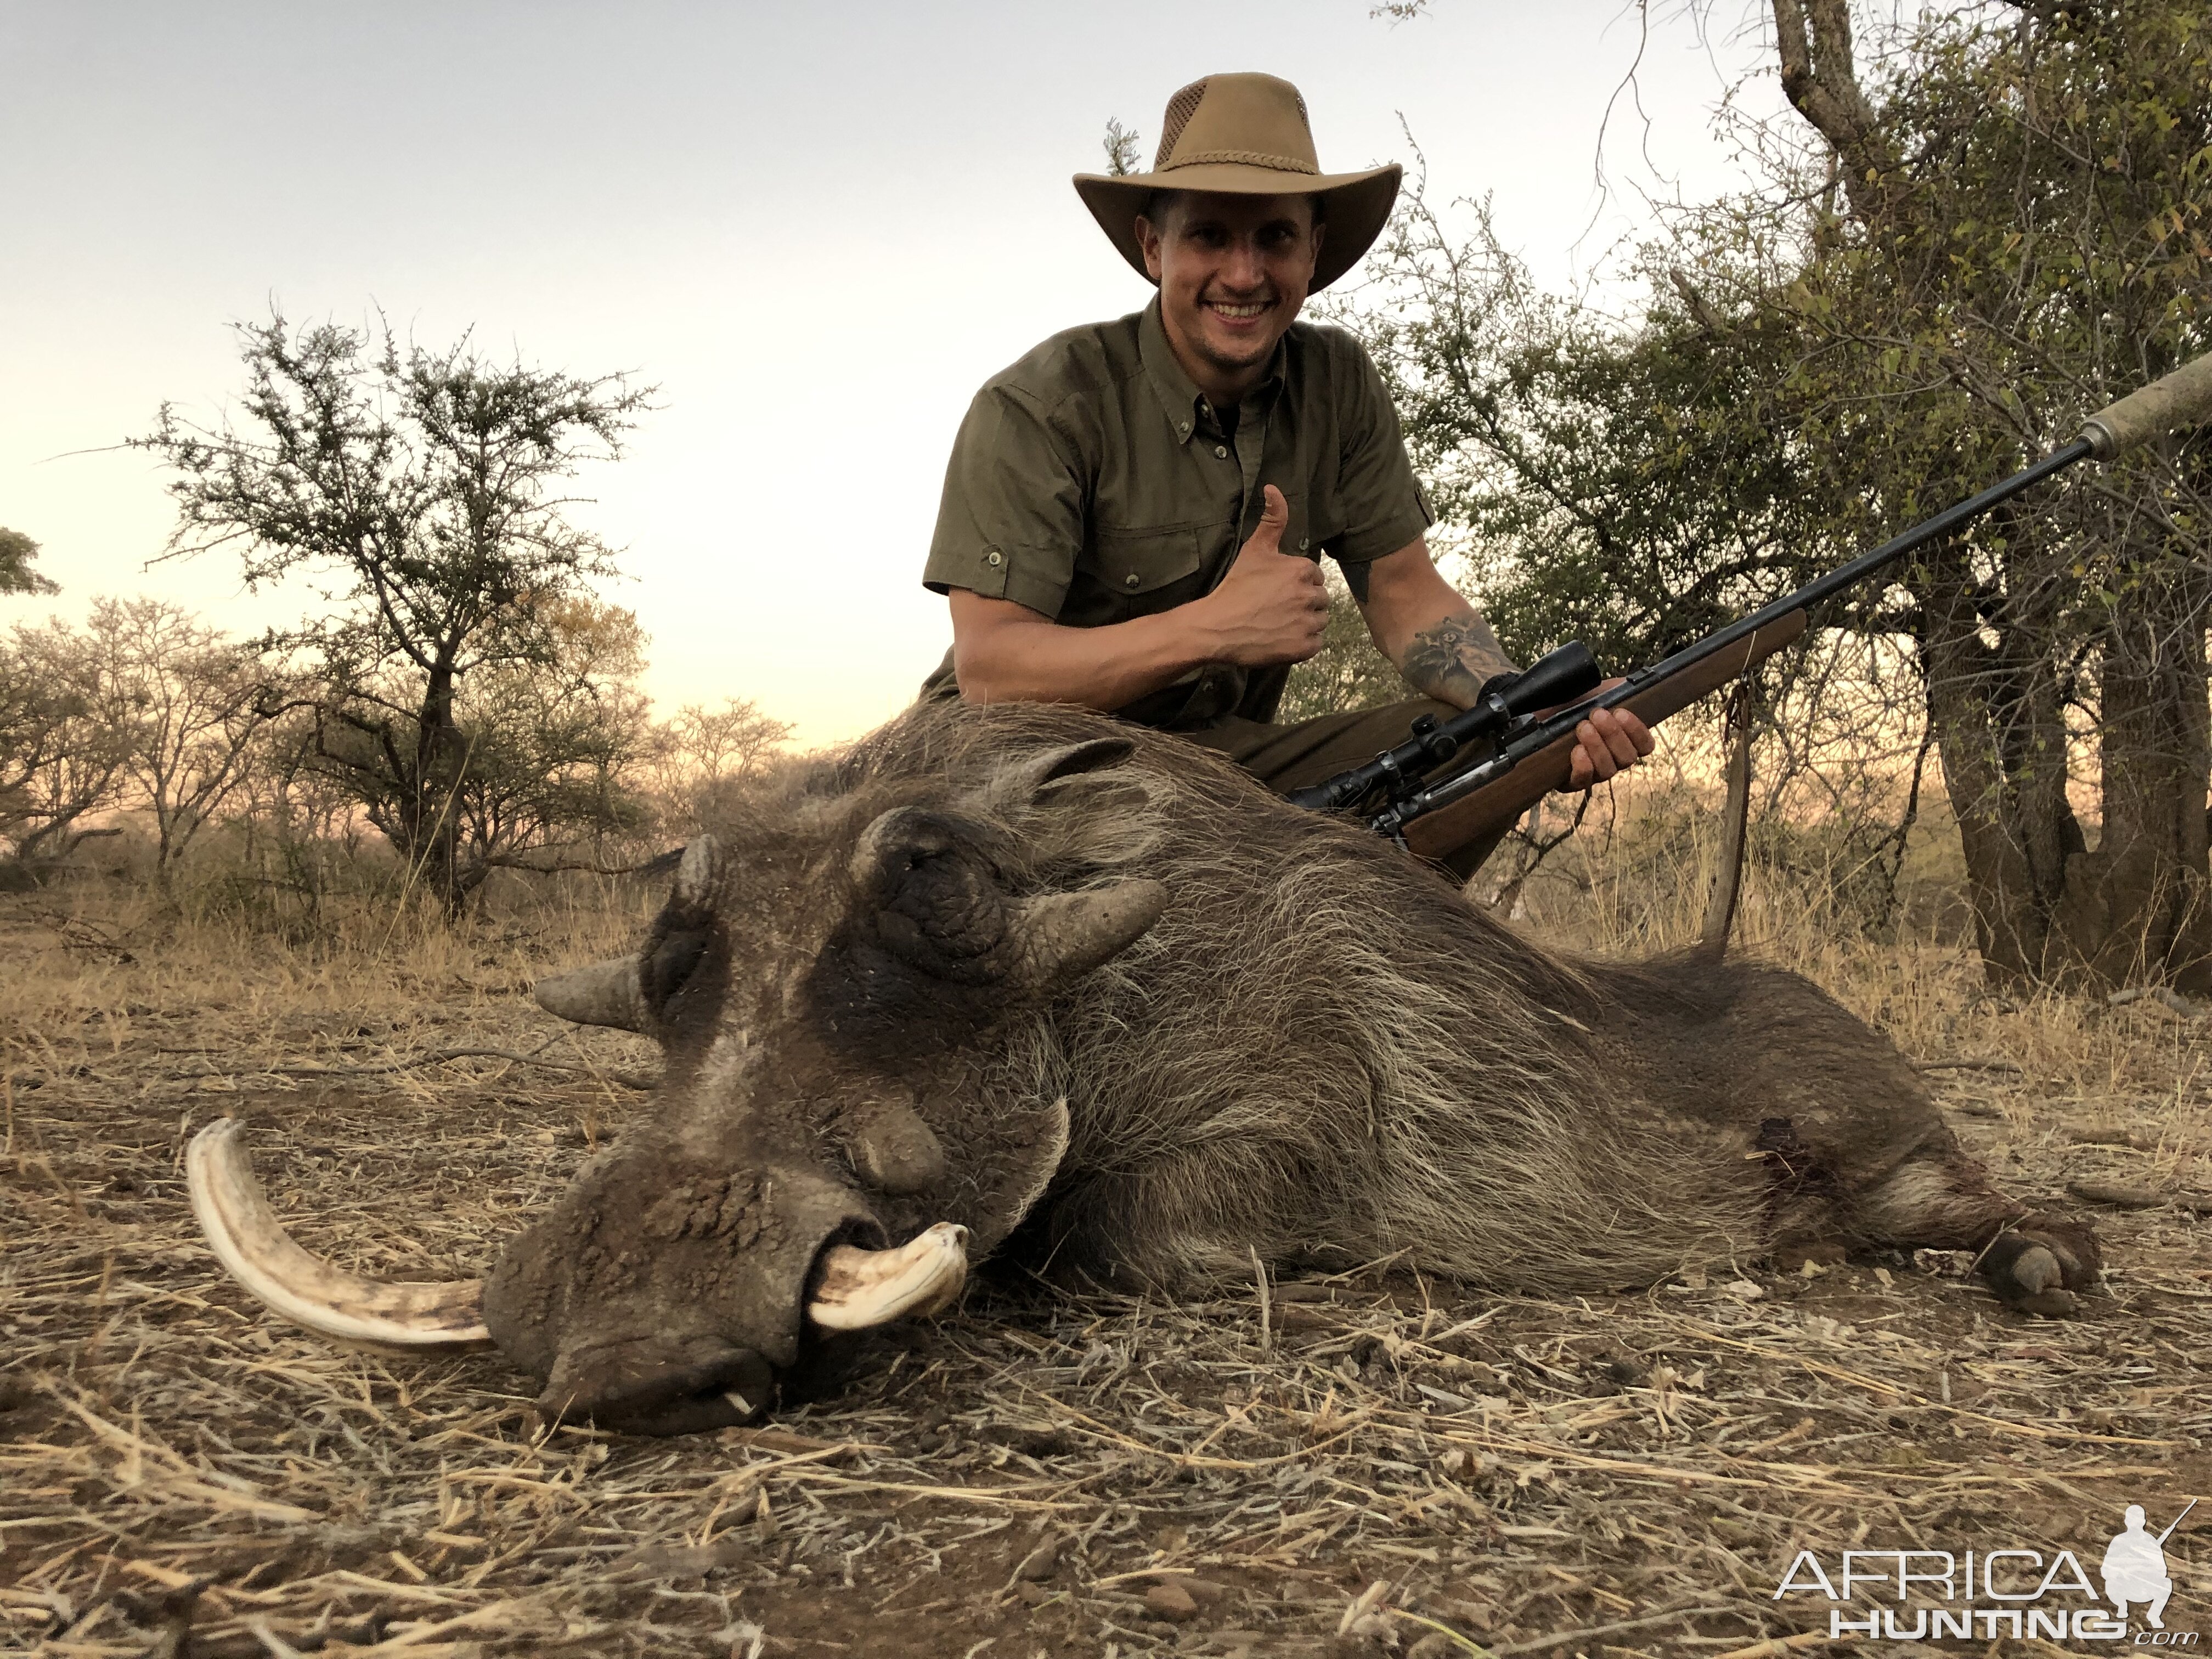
left=486, top=699, right=2097, bottom=1431
left=192, top=697, right=2101, bottom=1434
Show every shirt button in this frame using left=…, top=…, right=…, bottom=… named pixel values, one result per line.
left=1124, top=573, right=1141, bottom=589
left=1214, top=444, right=1229, bottom=459
left=1177, top=421, right=1191, bottom=436
left=985, top=549, right=1003, bottom=567
left=1300, top=537, right=1311, bottom=551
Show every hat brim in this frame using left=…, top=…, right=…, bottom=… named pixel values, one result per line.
left=1072, top=161, right=1401, bottom=294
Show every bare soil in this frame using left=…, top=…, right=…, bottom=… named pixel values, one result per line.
left=3, top=891, right=2209, bottom=1658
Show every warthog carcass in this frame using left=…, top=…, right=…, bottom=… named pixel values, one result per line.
left=191, top=698, right=2103, bottom=1435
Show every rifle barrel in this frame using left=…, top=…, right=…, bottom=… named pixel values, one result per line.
left=2155, top=1497, right=2198, bottom=1545
left=1620, top=436, right=2095, bottom=713
left=1378, top=435, right=2097, bottom=837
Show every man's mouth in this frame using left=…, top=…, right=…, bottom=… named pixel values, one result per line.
left=1204, top=299, right=1272, bottom=320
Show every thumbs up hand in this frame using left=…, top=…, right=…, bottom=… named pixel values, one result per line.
left=1196, top=486, right=1329, bottom=667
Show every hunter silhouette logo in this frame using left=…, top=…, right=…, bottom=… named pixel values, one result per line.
left=1771, top=1498, right=2197, bottom=1643
left=2104, top=1500, right=2194, bottom=1632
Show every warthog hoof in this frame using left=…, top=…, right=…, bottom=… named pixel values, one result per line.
left=1981, top=1212, right=2102, bottom=1317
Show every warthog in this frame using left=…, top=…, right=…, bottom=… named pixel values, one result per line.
left=191, top=699, right=2102, bottom=1434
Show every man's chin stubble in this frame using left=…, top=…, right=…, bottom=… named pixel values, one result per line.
left=1190, top=317, right=1276, bottom=365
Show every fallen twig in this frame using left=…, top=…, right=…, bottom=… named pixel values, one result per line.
left=174, top=1047, right=656, bottom=1091
left=1708, top=1633, right=1831, bottom=1659
left=1487, top=1600, right=1746, bottom=1655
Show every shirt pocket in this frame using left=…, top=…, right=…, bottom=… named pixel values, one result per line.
left=1286, top=489, right=1345, bottom=562
left=1279, top=490, right=1322, bottom=562
left=1091, top=524, right=1206, bottom=607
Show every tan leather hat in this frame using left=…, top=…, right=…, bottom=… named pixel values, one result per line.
left=1074, top=72, right=1401, bottom=294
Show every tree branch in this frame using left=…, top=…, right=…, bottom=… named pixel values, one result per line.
left=1771, top=0, right=1895, bottom=217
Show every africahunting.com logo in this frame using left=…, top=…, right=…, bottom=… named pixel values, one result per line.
left=1772, top=1500, right=2197, bottom=1644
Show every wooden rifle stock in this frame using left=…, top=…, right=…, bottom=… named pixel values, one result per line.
left=1401, top=612, right=1808, bottom=862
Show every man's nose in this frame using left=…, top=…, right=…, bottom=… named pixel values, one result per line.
left=1220, top=235, right=1267, bottom=291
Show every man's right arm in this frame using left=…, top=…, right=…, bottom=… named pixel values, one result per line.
left=950, top=591, right=1218, bottom=709
left=951, top=484, right=1329, bottom=710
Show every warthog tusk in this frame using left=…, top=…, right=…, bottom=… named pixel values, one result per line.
left=187, top=1119, right=493, bottom=1348
left=192, top=1120, right=968, bottom=1355
left=807, top=1223, right=970, bottom=1332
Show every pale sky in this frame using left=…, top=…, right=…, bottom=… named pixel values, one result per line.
left=1, top=2, right=1784, bottom=747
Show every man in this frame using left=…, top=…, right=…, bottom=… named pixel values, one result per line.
left=921, top=72, right=1649, bottom=874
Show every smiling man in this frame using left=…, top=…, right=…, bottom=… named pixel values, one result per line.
left=921, top=72, right=1648, bottom=874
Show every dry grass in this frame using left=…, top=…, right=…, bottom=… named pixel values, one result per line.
left=3, top=815, right=2209, bottom=1658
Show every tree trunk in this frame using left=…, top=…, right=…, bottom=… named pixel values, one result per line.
left=1919, top=541, right=2085, bottom=984
left=1770, top=0, right=1894, bottom=218
left=1926, top=545, right=2212, bottom=990
left=1697, top=683, right=1754, bottom=960
left=413, top=660, right=469, bottom=918
left=2051, top=563, right=2212, bottom=990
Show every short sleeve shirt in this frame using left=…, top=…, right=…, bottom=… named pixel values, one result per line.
left=920, top=298, right=1433, bottom=730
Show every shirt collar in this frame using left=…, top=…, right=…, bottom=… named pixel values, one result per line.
left=1138, top=297, right=1287, bottom=446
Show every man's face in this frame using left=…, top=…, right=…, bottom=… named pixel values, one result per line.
left=1135, top=191, right=1323, bottom=394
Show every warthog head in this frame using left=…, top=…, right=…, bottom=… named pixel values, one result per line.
left=189, top=734, right=1166, bottom=1434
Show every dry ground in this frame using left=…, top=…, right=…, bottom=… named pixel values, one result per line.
left=3, top=858, right=2209, bottom=1659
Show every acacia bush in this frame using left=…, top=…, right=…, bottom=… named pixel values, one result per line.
left=1, top=616, right=134, bottom=881
left=135, top=315, right=657, bottom=915
left=0, top=592, right=792, bottom=925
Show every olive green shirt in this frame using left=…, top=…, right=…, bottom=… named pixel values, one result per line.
left=921, top=299, right=1433, bottom=730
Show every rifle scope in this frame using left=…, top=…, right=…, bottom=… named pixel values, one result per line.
left=1284, top=641, right=1602, bottom=814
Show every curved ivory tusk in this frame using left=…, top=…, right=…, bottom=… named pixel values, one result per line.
left=187, top=1119, right=493, bottom=1348
left=193, top=1120, right=967, bottom=1356
left=807, top=1223, right=970, bottom=1332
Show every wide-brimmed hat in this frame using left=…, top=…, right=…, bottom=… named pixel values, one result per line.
left=1074, top=72, right=1401, bottom=294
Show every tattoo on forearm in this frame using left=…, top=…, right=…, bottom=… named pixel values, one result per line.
left=1401, top=614, right=1518, bottom=708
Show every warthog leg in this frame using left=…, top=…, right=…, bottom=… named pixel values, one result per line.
left=1843, top=1147, right=2102, bottom=1317
left=1973, top=1215, right=2103, bottom=1317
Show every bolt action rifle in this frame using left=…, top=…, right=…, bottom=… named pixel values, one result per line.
left=1287, top=353, right=2212, bottom=864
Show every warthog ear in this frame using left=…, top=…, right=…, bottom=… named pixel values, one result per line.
left=672, top=834, right=722, bottom=907
left=535, top=958, right=646, bottom=1031
left=980, top=736, right=1161, bottom=874
left=997, top=736, right=1137, bottom=800
left=1007, top=881, right=1169, bottom=994
left=532, top=836, right=725, bottom=1034
left=637, top=834, right=729, bottom=1026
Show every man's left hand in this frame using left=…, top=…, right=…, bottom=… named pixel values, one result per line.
left=1563, top=683, right=1654, bottom=790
